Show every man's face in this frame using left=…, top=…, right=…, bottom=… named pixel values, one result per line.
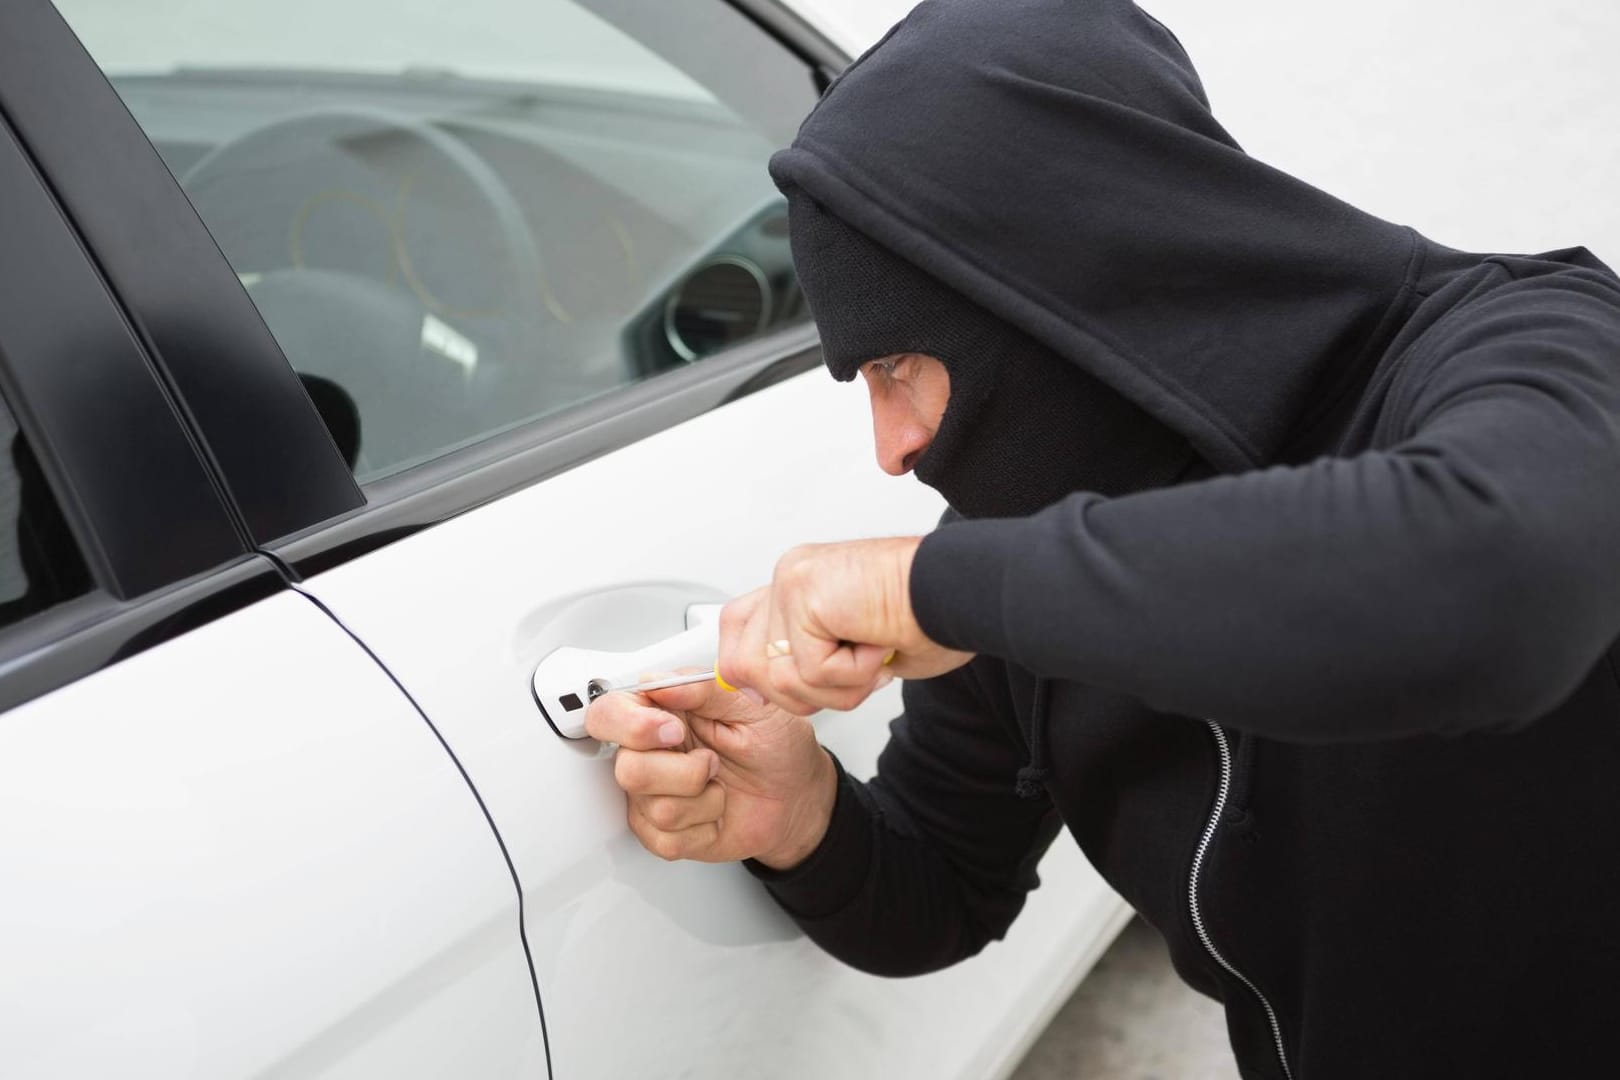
left=859, top=353, right=951, bottom=476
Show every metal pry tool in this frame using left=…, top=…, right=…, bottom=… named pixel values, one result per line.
left=586, top=639, right=801, bottom=699
left=586, top=668, right=723, bottom=700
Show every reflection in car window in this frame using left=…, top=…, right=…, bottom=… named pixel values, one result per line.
left=57, top=0, right=818, bottom=483
left=0, top=391, right=91, bottom=630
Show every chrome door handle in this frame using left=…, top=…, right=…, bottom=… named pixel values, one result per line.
left=533, top=602, right=723, bottom=739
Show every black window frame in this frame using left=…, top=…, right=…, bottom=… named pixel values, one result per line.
left=0, top=0, right=367, bottom=550
left=0, top=93, right=282, bottom=714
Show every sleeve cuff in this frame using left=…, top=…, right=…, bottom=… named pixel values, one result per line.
left=909, top=516, right=1025, bottom=658
left=744, top=753, right=874, bottom=921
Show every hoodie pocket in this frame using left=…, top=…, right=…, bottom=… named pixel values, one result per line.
left=1224, top=729, right=1260, bottom=832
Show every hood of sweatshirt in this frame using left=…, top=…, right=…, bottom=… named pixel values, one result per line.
left=770, top=0, right=1462, bottom=474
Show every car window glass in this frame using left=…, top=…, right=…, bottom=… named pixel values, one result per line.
left=0, top=391, right=92, bottom=630
left=56, top=0, right=818, bottom=484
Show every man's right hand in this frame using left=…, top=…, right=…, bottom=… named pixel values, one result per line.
left=584, top=677, right=837, bottom=870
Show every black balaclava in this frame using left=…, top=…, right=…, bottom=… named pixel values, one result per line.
left=788, top=193, right=1198, bottom=520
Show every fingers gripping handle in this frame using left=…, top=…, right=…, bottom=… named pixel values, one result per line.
left=532, top=618, right=720, bottom=739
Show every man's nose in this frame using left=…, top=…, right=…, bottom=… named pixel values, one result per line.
left=872, top=397, right=933, bottom=477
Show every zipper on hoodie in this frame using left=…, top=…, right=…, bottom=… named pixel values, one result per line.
left=1189, top=720, right=1295, bottom=1080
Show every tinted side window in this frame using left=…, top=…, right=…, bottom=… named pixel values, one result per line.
left=58, top=0, right=817, bottom=484
left=0, top=393, right=91, bottom=629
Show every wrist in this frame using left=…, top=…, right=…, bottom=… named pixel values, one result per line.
left=757, top=746, right=838, bottom=871
left=887, top=535, right=925, bottom=650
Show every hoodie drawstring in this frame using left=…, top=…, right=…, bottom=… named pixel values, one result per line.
left=1014, top=678, right=1052, bottom=800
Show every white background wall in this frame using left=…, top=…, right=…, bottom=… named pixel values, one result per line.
left=788, top=0, right=1620, bottom=264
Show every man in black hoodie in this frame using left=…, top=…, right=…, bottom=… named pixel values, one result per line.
left=585, top=1, right=1620, bottom=1075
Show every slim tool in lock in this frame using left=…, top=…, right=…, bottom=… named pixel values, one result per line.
left=585, top=640, right=794, bottom=700
left=588, top=640, right=894, bottom=701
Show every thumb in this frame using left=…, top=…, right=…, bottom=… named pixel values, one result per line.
left=644, top=678, right=712, bottom=714
left=647, top=678, right=764, bottom=726
left=848, top=642, right=896, bottom=685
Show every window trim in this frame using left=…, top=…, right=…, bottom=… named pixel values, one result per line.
left=727, top=0, right=849, bottom=83
left=0, top=556, right=285, bottom=715
left=272, top=323, right=822, bottom=578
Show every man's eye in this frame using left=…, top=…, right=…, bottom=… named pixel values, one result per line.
left=867, top=358, right=898, bottom=378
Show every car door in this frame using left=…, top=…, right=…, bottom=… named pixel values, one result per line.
left=289, top=374, right=1132, bottom=1080
left=45, top=0, right=1132, bottom=1076
left=0, top=19, right=545, bottom=1076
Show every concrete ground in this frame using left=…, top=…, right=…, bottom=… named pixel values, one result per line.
left=1010, top=918, right=1239, bottom=1080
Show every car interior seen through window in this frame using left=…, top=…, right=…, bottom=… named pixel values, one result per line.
left=56, top=0, right=819, bottom=484
left=0, top=391, right=91, bottom=631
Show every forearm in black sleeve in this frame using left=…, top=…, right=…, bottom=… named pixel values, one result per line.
left=747, top=658, right=1060, bottom=976
left=912, top=277, right=1620, bottom=740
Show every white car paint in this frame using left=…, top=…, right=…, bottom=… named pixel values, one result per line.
left=0, top=591, right=543, bottom=1077
left=299, top=370, right=1131, bottom=1079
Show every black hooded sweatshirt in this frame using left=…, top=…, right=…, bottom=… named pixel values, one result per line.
left=744, top=2, right=1620, bottom=1077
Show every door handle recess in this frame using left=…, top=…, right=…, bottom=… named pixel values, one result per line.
left=533, top=603, right=723, bottom=739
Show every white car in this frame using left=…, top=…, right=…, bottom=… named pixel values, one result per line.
left=0, top=1, right=1128, bottom=1076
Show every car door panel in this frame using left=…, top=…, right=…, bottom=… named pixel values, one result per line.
left=3, top=39, right=544, bottom=1073
left=0, top=590, right=545, bottom=1079
left=295, top=372, right=1130, bottom=1079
